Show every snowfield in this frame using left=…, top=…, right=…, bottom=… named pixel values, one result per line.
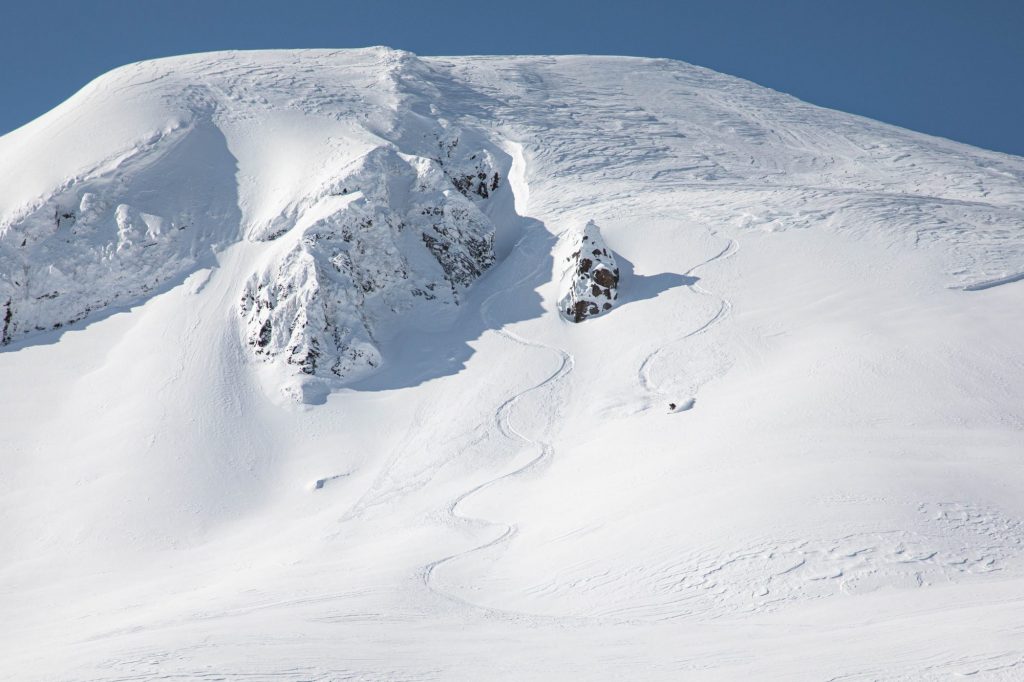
left=1, top=47, right=1023, bottom=680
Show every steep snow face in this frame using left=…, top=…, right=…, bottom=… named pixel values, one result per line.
left=440, top=55, right=1024, bottom=290
left=0, top=117, right=241, bottom=344
left=2, top=48, right=1024, bottom=680
left=0, top=48, right=506, bottom=397
left=558, top=221, right=620, bottom=322
left=2, top=48, right=1023, bottom=390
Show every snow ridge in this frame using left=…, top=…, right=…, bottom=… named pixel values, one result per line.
left=0, top=117, right=240, bottom=346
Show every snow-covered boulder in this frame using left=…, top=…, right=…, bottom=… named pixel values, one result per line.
left=558, top=221, right=620, bottom=323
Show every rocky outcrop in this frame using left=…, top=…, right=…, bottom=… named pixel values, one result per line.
left=558, top=221, right=620, bottom=323
left=239, top=138, right=502, bottom=391
left=0, top=48, right=509, bottom=403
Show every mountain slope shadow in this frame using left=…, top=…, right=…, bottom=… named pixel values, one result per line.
left=348, top=214, right=554, bottom=393
left=347, top=228, right=698, bottom=392
left=614, top=252, right=698, bottom=309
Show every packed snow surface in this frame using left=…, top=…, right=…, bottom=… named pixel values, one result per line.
left=1, top=48, right=1023, bottom=679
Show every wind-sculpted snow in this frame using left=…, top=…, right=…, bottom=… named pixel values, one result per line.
left=440, top=55, right=1024, bottom=289
left=0, top=118, right=241, bottom=345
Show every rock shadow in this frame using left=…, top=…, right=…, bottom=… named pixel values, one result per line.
left=614, top=252, right=698, bottom=308
left=0, top=251, right=219, bottom=354
left=349, top=209, right=553, bottom=392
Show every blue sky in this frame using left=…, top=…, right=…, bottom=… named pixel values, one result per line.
left=2, top=0, right=1022, bottom=156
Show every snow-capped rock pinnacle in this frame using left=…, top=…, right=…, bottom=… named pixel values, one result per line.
left=559, top=221, right=620, bottom=322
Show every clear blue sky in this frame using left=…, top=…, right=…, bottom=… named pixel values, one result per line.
left=3, top=0, right=1023, bottom=156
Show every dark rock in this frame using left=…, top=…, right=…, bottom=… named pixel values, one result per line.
left=1, top=299, right=12, bottom=345
left=592, top=267, right=617, bottom=289
left=558, top=221, right=620, bottom=323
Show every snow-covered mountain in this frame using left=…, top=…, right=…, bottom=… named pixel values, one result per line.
left=1, top=47, right=1023, bottom=679
left=0, top=49, right=510, bottom=401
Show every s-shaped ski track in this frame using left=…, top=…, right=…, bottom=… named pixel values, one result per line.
left=423, top=227, right=574, bottom=620
left=638, top=234, right=739, bottom=406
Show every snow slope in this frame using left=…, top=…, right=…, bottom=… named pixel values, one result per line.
left=1, top=48, right=1023, bottom=680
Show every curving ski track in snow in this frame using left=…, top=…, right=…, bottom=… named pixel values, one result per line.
left=638, top=234, right=739, bottom=406
left=422, top=227, right=575, bottom=618
left=423, top=141, right=575, bottom=617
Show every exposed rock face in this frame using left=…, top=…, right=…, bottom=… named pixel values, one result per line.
left=558, top=221, right=620, bottom=323
left=239, top=138, right=501, bottom=388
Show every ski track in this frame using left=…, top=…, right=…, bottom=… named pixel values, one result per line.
left=422, top=224, right=735, bottom=617
left=963, top=271, right=1024, bottom=291
left=422, top=226, right=575, bottom=619
left=638, top=234, right=739, bottom=405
